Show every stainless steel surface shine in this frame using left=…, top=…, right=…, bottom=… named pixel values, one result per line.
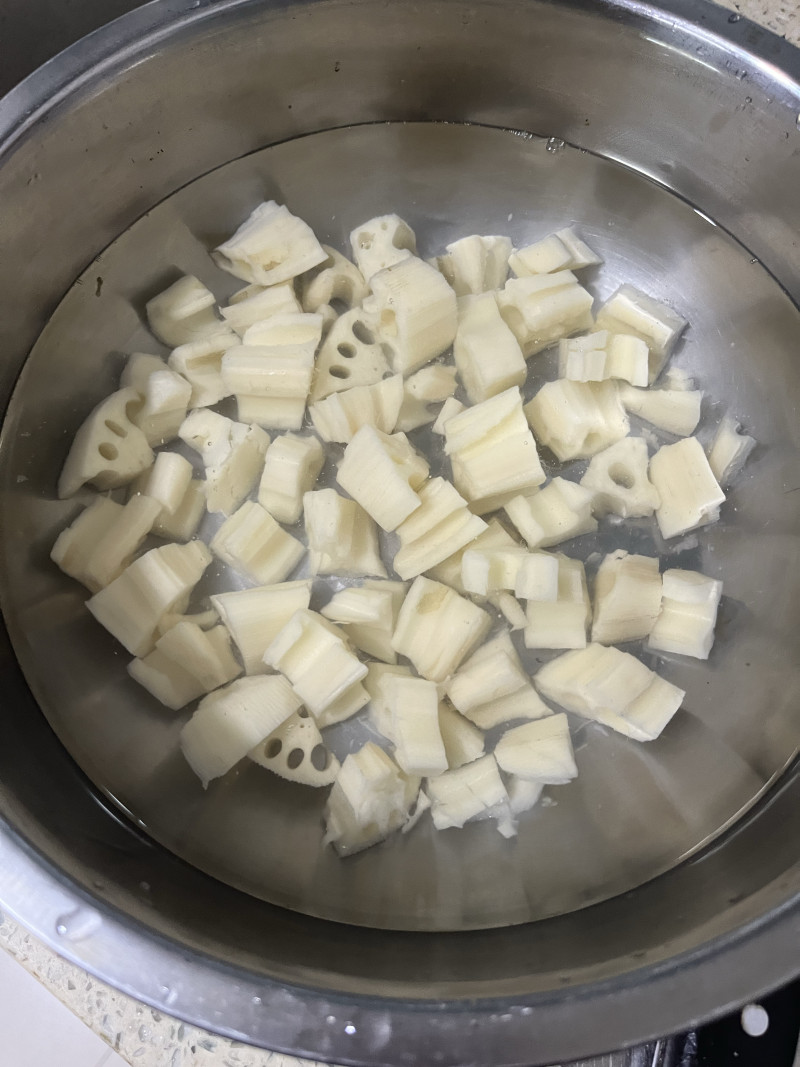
left=0, top=0, right=799, bottom=1062
left=3, top=120, right=798, bottom=933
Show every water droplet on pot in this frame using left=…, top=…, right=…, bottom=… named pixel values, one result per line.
left=344, top=1023, right=357, bottom=1035
left=55, top=907, right=102, bottom=942
left=741, top=1003, right=769, bottom=1036
left=728, top=11, right=741, bottom=21
left=546, top=137, right=566, bottom=153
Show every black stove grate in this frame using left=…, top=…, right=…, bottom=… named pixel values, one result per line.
left=570, top=979, right=800, bottom=1067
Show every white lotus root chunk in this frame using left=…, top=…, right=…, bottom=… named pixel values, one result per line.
left=392, top=576, right=491, bottom=683
left=168, top=330, right=238, bottom=408
left=304, top=488, right=385, bottom=578
left=461, top=545, right=530, bottom=597
left=58, top=387, right=153, bottom=498
left=179, top=409, right=269, bottom=515
left=213, top=201, right=327, bottom=286
left=299, top=244, right=369, bottom=321
left=233, top=395, right=306, bottom=430
left=506, top=777, right=544, bottom=816
left=427, top=754, right=514, bottom=837
left=427, top=518, right=519, bottom=594
left=310, top=307, right=391, bottom=402
left=51, top=497, right=120, bottom=586
left=250, top=709, right=340, bottom=787
left=324, top=742, right=420, bottom=856
left=210, top=500, right=305, bottom=584
left=454, top=292, right=526, bottom=403
left=257, top=433, right=324, bottom=525
left=649, top=437, right=725, bottom=539
left=86, top=541, right=212, bottom=657
left=489, top=592, right=528, bottom=632
left=128, top=630, right=221, bottom=711
left=150, top=479, right=206, bottom=542
left=180, top=675, right=302, bottom=787
left=496, top=270, right=594, bottom=357
left=432, top=397, right=465, bottom=435
left=509, top=227, right=602, bottom=277
left=120, top=353, right=192, bottom=446
left=436, top=234, right=511, bottom=296
left=136, top=374, right=194, bottom=447
left=524, top=555, right=591, bottom=650
left=322, top=587, right=398, bottom=630
left=447, top=632, right=552, bottom=730
left=366, top=256, right=458, bottom=375
left=51, top=495, right=158, bottom=592
left=445, top=387, right=546, bottom=514
left=595, top=284, right=687, bottom=382
left=504, top=478, right=597, bottom=550
left=156, top=607, right=218, bottom=637
left=239, top=308, right=322, bottom=352
left=580, top=437, right=660, bottom=519
left=211, top=580, right=312, bottom=674
left=647, top=568, right=723, bottom=660
left=513, top=552, right=560, bottom=601
left=364, top=662, right=414, bottom=740
left=494, top=714, right=578, bottom=784
left=591, top=550, right=663, bottom=645
left=322, top=580, right=406, bottom=664
left=437, top=703, right=485, bottom=769
left=524, top=379, right=629, bottom=462
left=134, top=451, right=193, bottom=515
left=396, top=365, right=458, bottom=432
left=65, top=494, right=160, bottom=592
left=707, top=413, right=756, bottom=486
left=146, top=275, right=225, bottom=347
left=337, top=425, right=429, bottom=532
left=222, top=312, right=323, bottom=431
left=394, top=477, right=487, bottom=581
left=128, top=622, right=241, bottom=711
left=380, top=674, right=447, bottom=778
left=558, top=331, right=649, bottom=388
left=310, top=375, right=403, bottom=443
left=619, top=383, right=703, bottom=437
left=120, top=352, right=168, bottom=394
left=535, top=643, right=685, bottom=741
left=220, top=282, right=301, bottom=337
left=228, top=281, right=277, bottom=300
left=264, top=609, right=368, bottom=727
left=349, top=214, right=417, bottom=280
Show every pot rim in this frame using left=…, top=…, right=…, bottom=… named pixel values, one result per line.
left=1, top=1, right=799, bottom=1063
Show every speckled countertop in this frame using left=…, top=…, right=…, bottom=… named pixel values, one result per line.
left=729, top=0, right=798, bottom=38
left=1, top=1, right=798, bottom=1065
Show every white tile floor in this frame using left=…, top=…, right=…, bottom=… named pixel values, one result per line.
left=0, top=946, right=128, bottom=1067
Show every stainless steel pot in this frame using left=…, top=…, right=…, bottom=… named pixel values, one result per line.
left=0, top=1, right=799, bottom=1063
